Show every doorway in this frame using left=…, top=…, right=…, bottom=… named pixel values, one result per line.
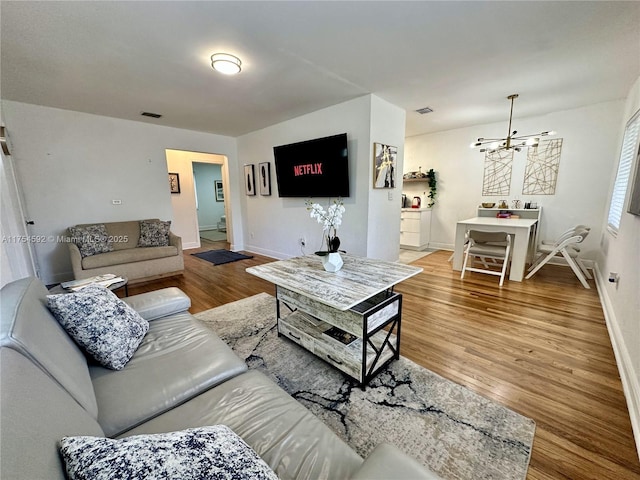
left=165, top=149, right=231, bottom=250
left=193, top=162, right=227, bottom=244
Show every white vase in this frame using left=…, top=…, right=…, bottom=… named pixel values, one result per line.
left=322, top=252, right=343, bottom=272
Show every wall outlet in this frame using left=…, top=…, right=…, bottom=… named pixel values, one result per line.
left=112, top=199, right=122, bottom=205
left=299, top=236, right=306, bottom=247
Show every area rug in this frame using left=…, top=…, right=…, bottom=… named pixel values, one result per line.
left=191, top=249, right=253, bottom=265
left=195, top=293, right=535, bottom=480
left=200, top=229, right=227, bottom=242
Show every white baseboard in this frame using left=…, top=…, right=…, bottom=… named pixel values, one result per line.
left=594, top=263, right=640, bottom=460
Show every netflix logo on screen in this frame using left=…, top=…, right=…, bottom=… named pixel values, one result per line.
left=293, top=163, right=323, bottom=176
left=273, top=133, right=350, bottom=198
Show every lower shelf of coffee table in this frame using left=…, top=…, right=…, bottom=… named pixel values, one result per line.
left=278, top=310, right=397, bottom=384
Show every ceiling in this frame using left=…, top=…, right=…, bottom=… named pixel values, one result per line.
left=1, top=1, right=639, bottom=138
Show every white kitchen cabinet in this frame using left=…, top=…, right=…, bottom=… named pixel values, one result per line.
left=400, top=208, right=431, bottom=250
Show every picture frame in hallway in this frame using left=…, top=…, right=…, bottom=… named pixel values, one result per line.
left=259, top=162, right=271, bottom=196
left=244, top=164, right=256, bottom=196
left=373, top=143, right=397, bottom=188
left=169, top=173, right=180, bottom=194
left=215, top=180, right=224, bottom=202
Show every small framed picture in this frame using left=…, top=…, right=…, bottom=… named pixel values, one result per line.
left=169, top=172, right=181, bottom=194
left=259, top=162, right=271, bottom=196
left=373, top=143, right=397, bottom=189
left=215, top=180, right=224, bottom=202
left=244, top=164, right=256, bottom=196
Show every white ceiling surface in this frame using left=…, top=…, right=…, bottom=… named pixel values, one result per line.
left=2, top=1, right=639, bottom=138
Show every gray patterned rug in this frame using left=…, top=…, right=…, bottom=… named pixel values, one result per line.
left=195, top=293, right=535, bottom=480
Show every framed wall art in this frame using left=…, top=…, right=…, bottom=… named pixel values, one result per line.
left=169, top=172, right=180, bottom=194
left=373, top=143, right=397, bottom=188
left=244, top=164, right=256, bottom=196
left=259, top=162, right=271, bottom=196
left=215, top=180, right=224, bottom=202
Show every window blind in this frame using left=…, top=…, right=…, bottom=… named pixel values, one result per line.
left=607, top=109, right=640, bottom=234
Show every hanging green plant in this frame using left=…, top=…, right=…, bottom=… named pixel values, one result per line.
left=425, top=169, right=437, bottom=207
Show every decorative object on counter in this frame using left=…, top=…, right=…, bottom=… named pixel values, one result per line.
left=470, top=94, right=556, bottom=153
left=305, top=198, right=346, bottom=272
left=373, top=143, right=397, bottom=189
left=522, top=138, right=563, bottom=195
left=481, top=202, right=496, bottom=208
left=511, top=199, right=522, bottom=209
left=498, top=199, right=508, bottom=208
left=482, top=149, right=513, bottom=196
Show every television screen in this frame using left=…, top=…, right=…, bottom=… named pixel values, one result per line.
left=273, top=133, right=349, bottom=197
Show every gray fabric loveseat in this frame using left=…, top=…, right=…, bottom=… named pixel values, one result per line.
left=68, top=219, right=184, bottom=284
left=0, top=277, right=440, bottom=480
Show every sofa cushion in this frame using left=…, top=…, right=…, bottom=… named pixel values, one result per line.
left=90, top=312, right=248, bottom=436
left=60, top=425, right=279, bottom=480
left=81, top=245, right=178, bottom=269
left=0, top=349, right=105, bottom=480
left=122, top=287, right=191, bottom=321
left=0, top=277, right=99, bottom=418
left=138, top=219, right=171, bottom=247
left=119, top=370, right=364, bottom=480
left=104, top=220, right=141, bottom=251
left=47, top=285, right=149, bottom=370
left=69, top=224, right=113, bottom=257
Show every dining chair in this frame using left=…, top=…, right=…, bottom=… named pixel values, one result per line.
left=460, top=230, right=512, bottom=287
left=525, top=227, right=591, bottom=288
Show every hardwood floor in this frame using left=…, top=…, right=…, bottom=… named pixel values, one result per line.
left=128, top=241, right=640, bottom=479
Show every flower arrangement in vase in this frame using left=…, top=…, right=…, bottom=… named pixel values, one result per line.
left=305, top=198, right=345, bottom=272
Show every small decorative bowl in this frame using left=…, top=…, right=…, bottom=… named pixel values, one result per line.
left=482, top=202, right=496, bottom=208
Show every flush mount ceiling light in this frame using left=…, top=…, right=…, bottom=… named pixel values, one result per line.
left=470, top=94, right=555, bottom=153
left=210, top=53, right=242, bottom=75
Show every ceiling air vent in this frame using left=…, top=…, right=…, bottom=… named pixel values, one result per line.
left=140, top=111, right=162, bottom=119
left=415, top=107, right=434, bottom=115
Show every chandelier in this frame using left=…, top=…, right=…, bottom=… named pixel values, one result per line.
left=470, top=94, right=555, bottom=153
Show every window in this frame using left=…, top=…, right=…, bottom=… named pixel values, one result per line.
left=607, top=109, right=640, bottom=235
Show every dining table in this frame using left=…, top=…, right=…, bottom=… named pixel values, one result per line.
left=452, top=216, right=539, bottom=282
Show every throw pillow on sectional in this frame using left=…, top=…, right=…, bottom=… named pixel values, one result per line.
left=138, top=219, right=171, bottom=247
left=68, top=224, right=114, bottom=257
left=59, top=425, right=279, bottom=480
left=47, top=285, right=149, bottom=370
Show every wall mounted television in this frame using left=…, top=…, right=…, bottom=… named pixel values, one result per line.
left=273, top=133, right=350, bottom=197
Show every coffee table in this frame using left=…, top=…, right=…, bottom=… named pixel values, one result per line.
left=247, top=254, right=422, bottom=387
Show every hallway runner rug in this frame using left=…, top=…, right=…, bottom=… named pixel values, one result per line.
left=191, top=249, right=253, bottom=265
left=195, top=293, right=536, bottom=480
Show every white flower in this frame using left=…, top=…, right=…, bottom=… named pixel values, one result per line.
left=305, top=198, right=345, bottom=234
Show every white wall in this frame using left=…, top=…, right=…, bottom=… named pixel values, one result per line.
left=597, top=75, right=640, bottom=455
left=367, top=96, right=406, bottom=260
left=1, top=101, right=238, bottom=284
left=405, top=100, right=624, bottom=259
left=237, top=95, right=405, bottom=261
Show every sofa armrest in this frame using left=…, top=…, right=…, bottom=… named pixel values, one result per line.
left=122, top=287, right=191, bottom=321
left=350, top=443, right=442, bottom=480
left=68, top=242, right=84, bottom=275
left=169, top=231, right=182, bottom=253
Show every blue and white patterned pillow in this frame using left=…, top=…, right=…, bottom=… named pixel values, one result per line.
left=59, top=425, right=279, bottom=480
left=69, top=224, right=114, bottom=257
left=47, top=285, right=149, bottom=370
left=138, top=219, right=171, bottom=247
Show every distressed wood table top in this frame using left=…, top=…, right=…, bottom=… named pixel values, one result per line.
left=246, top=254, right=422, bottom=310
